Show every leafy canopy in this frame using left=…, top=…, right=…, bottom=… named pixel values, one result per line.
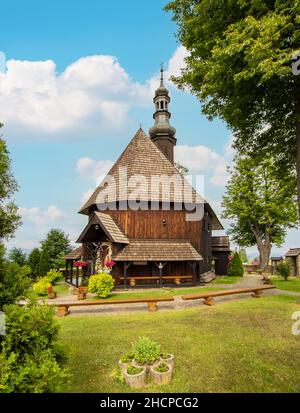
left=222, top=156, right=298, bottom=247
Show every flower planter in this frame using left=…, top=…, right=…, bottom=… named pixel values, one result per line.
left=160, top=354, right=174, bottom=369
left=77, top=292, right=87, bottom=300
left=150, top=363, right=172, bottom=386
left=118, top=359, right=132, bottom=373
left=132, top=359, right=160, bottom=374
left=123, top=367, right=146, bottom=389
left=47, top=291, right=57, bottom=299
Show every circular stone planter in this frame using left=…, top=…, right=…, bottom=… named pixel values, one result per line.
left=123, top=367, right=146, bottom=389
left=132, top=359, right=160, bottom=374
left=118, top=359, right=133, bottom=373
left=150, top=363, right=173, bottom=386
left=160, top=354, right=174, bottom=369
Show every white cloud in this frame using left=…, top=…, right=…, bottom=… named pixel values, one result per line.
left=19, top=205, right=65, bottom=227
left=0, top=55, right=152, bottom=137
left=175, top=144, right=229, bottom=187
left=76, top=157, right=113, bottom=183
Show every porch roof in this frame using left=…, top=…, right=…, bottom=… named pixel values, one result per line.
left=76, top=212, right=129, bottom=244
left=286, top=248, right=300, bottom=257
left=113, top=239, right=203, bottom=262
left=212, top=236, right=230, bottom=252
left=64, top=246, right=83, bottom=260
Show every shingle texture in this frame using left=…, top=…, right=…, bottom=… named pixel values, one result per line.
left=286, top=248, right=300, bottom=257
left=113, top=239, right=202, bottom=261
left=64, top=246, right=83, bottom=260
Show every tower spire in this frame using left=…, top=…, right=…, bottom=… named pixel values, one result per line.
left=149, top=65, right=177, bottom=163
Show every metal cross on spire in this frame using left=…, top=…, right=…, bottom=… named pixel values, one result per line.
left=160, top=62, right=164, bottom=86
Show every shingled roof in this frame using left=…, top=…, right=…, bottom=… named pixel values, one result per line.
left=76, top=211, right=129, bottom=244
left=286, top=248, right=300, bottom=257
left=112, top=240, right=202, bottom=262
left=79, top=129, right=223, bottom=230
left=64, top=246, right=83, bottom=260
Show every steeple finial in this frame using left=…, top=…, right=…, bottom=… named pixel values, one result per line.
left=160, top=63, right=164, bottom=87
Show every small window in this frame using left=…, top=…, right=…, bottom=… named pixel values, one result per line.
left=160, top=101, right=163, bottom=109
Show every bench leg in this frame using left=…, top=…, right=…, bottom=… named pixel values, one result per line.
left=147, top=302, right=157, bottom=312
left=252, top=290, right=263, bottom=298
left=56, top=306, right=70, bottom=317
left=203, top=297, right=215, bottom=306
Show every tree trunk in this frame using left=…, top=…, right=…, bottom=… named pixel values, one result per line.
left=251, top=226, right=271, bottom=272
left=296, top=97, right=300, bottom=220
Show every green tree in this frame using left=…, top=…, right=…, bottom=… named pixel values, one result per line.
left=0, top=125, right=21, bottom=240
left=38, top=248, right=51, bottom=277
left=228, top=252, right=244, bottom=277
left=27, top=248, right=41, bottom=279
left=222, top=157, right=298, bottom=270
left=165, top=1, right=300, bottom=215
left=239, top=248, right=248, bottom=263
left=0, top=250, right=31, bottom=310
left=8, top=247, right=27, bottom=267
left=40, top=229, right=71, bottom=268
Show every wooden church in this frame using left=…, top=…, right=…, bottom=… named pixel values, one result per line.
left=65, top=69, right=230, bottom=287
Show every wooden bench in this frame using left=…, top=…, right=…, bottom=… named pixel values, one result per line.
left=56, top=296, right=175, bottom=317
left=119, top=275, right=193, bottom=287
left=182, top=285, right=276, bottom=306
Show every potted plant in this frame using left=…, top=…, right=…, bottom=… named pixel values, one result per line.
left=77, top=286, right=87, bottom=300
left=123, top=365, right=146, bottom=389
left=131, top=336, right=161, bottom=372
left=118, top=352, right=134, bottom=373
left=160, top=353, right=174, bottom=370
left=150, top=362, right=172, bottom=385
left=47, top=285, right=56, bottom=299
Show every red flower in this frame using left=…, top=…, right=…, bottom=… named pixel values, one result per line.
left=75, top=261, right=89, bottom=267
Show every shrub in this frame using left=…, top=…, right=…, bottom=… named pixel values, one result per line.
left=33, top=278, right=52, bottom=296
left=127, top=365, right=143, bottom=375
left=88, top=273, right=114, bottom=298
left=132, top=337, right=160, bottom=365
left=154, top=362, right=169, bottom=373
left=228, top=252, right=244, bottom=277
left=45, top=269, right=63, bottom=285
left=276, top=261, right=291, bottom=281
left=120, top=352, right=134, bottom=363
left=0, top=260, right=31, bottom=311
left=0, top=304, right=70, bottom=393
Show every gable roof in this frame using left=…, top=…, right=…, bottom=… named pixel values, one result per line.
left=112, top=239, right=202, bottom=262
left=76, top=211, right=129, bottom=244
left=64, top=246, right=83, bottom=260
left=79, top=129, right=223, bottom=230
left=286, top=248, right=300, bottom=257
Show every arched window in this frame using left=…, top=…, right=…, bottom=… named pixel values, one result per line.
left=160, top=101, right=164, bottom=109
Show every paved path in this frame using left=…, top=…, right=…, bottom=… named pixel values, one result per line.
left=38, top=274, right=299, bottom=317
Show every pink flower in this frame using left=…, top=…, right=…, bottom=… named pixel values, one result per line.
left=75, top=261, right=89, bottom=267
left=105, top=260, right=116, bottom=268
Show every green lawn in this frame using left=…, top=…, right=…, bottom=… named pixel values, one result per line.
left=87, top=286, right=223, bottom=301
left=271, top=277, right=300, bottom=292
left=211, top=276, right=241, bottom=285
left=59, top=295, right=300, bottom=393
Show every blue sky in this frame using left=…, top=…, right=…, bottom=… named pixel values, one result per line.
left=1, top=0, right=298, bottom=258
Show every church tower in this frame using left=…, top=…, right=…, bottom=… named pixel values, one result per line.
left=149, top=67, right=177, bottom=163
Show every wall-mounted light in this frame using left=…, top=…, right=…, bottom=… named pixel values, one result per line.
left=95, top=225, right=99, bottom=230
left=162, top=219, right=167, bottom=226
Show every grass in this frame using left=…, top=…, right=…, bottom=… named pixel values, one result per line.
left=271, top=276, right=300, bottom=292
left=211, top=276, right=241, bottom=285
left=58, top=294, right=300, bottom=393
left=86, top=286, right=223, bottom=301
left=86, top=275, right=242, bottom=301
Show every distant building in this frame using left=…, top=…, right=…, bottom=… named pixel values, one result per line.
left=285, top=249, right=300, bottom=276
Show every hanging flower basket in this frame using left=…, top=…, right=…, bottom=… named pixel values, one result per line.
left=75, top=260, right=89, bottom=268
